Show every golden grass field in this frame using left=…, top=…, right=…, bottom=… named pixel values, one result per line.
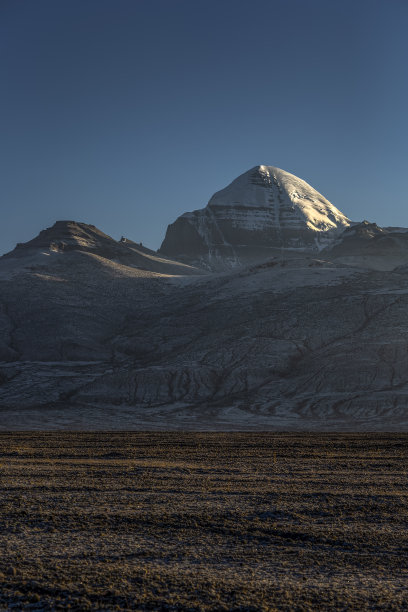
left=0, top=432, right=407, bottom=610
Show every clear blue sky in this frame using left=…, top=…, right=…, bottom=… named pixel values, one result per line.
left=1, top=0, right=407, bottom=254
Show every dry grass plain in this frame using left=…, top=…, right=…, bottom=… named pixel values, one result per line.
left=0, top=432, right=407, bottom=611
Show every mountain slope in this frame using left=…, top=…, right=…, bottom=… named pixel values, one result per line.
left=0, top=221, right=206, bottom=367
left=1, top=220, right=204, bottom=278
left=2, top=233, right=408, bottom=429
left=160, top=165, right=350, bottom=269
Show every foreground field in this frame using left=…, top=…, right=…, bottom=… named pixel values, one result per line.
left=0, top=433, right=407, bottom=610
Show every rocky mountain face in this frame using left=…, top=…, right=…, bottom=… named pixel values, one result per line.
left=322, top=221, right=408, bottom=271
left=2, top=168, right=408, bottom=430
left=160, top=165, right=351, bottom=269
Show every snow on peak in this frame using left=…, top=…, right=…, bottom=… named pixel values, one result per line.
left=160, top=164, right=352, bottom=267
left=207, top=165, right=350, bottom=233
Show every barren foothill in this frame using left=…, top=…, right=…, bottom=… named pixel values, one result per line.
left=0, top=432, right=407, bottom=610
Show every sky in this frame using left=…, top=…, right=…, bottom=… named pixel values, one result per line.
left=1, top=0, right=407, bottom=254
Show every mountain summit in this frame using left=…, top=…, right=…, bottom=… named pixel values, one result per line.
left=160, top=165, right=350, bottom=269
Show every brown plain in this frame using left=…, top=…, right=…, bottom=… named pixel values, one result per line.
left=0, top=432, right=407, bottom=610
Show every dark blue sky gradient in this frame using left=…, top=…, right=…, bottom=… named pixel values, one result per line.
left=1, top=0, right=407, bottom=253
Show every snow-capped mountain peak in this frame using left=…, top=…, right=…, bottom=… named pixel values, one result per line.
left=160, top=165, right=350, bottom=269
left=208, top=165, right=349, bottom=232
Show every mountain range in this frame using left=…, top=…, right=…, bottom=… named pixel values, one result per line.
left=2, top=165, right=408, bottom=430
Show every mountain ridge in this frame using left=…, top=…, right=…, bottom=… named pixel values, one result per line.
left=2, top=220, right=204, bottom=277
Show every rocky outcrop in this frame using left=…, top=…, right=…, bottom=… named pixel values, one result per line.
left=324, top=221, right=408, bottom=270
left=160, top=165, right=350, bottom=269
